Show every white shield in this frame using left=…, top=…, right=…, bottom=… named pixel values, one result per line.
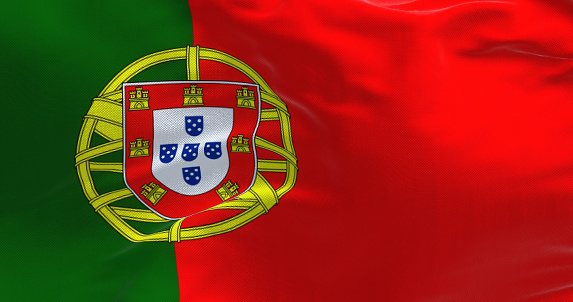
left=152, top=107, right=233, bottom=195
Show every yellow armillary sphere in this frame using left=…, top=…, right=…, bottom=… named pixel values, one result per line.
left=75, top=46, right=298, bottom=242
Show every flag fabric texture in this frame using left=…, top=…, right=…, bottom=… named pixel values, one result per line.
left=180, top=0, right=573, bottom=301
left=2, top=0, right=573, bottom=301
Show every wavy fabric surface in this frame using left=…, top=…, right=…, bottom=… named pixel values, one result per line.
left=179, top=0, right=573, bottom=301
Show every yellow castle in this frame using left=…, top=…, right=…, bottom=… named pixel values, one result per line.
left=128, top=87, right=149, bottom=110
left=230, top=135, right=251, bottom=153
left=216, top=180, right=240, bottom=201
left=236, top=87, right=256, bottom=109
left=129, top=138, right=150, bottom=157
left=183, top=84, right=204, bottom=106
left=140, top=182, right=167, bottom=205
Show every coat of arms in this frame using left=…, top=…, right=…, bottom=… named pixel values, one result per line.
left=123, top=81, right=260, bottom=219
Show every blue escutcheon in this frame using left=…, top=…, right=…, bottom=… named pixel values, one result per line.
left=204, top=142, right=222, bottom=160
left=181, top=143, right=200, bottom=162
left=159, top=144, right=178, bottom=163
left=182, top=167, right=201, bottom=185
left=185, top=116, right=204, bottom=136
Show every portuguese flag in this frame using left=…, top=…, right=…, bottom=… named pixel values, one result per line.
left=3, top=0, right=573, bottom=301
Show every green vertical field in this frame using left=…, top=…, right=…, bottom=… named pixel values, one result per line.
left=0, top=1, right=193, bottom=300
